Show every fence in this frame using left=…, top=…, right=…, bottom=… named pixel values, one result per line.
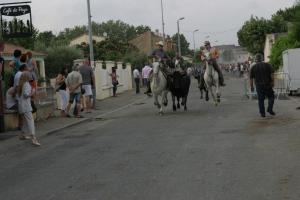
left=35, top=86, right=57, bottom=120
left=244, top=72, right=290, bottom=100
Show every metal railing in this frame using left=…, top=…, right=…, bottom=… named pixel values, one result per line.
left=35, top=86, right=56, bottom=108
left=244, top=72, right=290, bottom=100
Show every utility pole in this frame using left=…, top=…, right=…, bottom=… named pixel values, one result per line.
left=193, top=29, right=199, bottom=60
left=177, top=17, right=184, bottom=57
left=160, top=0, right=165, bottom=45
left=87, top=0, right=94, bottom=67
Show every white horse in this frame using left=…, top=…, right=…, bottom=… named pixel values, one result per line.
left=204, top=52, right=221, bottom=106
left=150, top=62, right=169, bottom=115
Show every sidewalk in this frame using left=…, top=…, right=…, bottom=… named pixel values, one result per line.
left=0, top=89, right=148, bottom=145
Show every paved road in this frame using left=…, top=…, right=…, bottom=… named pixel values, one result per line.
left=1, top=76, right=300, bottom=200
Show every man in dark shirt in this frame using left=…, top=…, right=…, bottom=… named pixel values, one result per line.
left=250, top=53, right=275, bottom=118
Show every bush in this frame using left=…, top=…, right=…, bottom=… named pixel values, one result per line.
left=44, top=46, right=83, bottom=78
left=122, top=51, right=147, bottom=70
left=269, top=35, right=300, bottom=70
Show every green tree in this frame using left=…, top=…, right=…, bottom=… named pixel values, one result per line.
left=171, top=33, right=191, bottom=56
left=36, top=31, right=56, bottom=48
left=44, top=46, right=83, bottom=78
left=269, top=7, right=300, bottom=70
left=237, top=16, right=275, bottom=54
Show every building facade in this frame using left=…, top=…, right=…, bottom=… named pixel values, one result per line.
left=264, top=33, right=287, bottom=62
left=69, top=34, right=106, bottom=46
left=129, top=31, right=176, bottom=55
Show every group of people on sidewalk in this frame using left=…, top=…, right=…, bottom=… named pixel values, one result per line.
left=5, top=49, right=41, bottom=146
left=55, top=59, right=95, bottom=118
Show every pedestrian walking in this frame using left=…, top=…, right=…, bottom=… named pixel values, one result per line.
left=55, top=67, right=69, bottom=117
left=110, top=67, right=119, bottom=97
left=79, top=59, right=95, bottom=113
left=133, top=67, right=140, bottom=94
left=250, top=53, right=276, bottom=118
left=16, top=71, right=41, bottom=146
left=65, top=64, right=83, bottom=118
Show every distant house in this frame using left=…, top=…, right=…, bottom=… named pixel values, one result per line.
left=264, top=33, right=287, bottom=62
left=129, top=30, right=176, bottom=55
left=215, top=45, right=250, bottom=64
left=2, top=42, right=47, bottom=80
left=69, top=34, right=106, bottom=47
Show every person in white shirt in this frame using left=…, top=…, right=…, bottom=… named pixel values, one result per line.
left=133, top=67, right=140, bottom=94
left=16, top=71, right=40, bottom=146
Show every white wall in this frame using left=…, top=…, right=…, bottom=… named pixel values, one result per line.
left=74, top=60, right=133, bottom=100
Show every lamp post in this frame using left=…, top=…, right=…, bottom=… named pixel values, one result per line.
left=193, top=29, right=199, bottom=59
left=87, top=0, right=94, bottom=67
left=160, top=0, right=165, bottom=45
left=177, top=17, right=185, bottom=57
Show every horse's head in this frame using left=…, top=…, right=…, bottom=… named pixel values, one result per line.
left=152, top=62, right=160, bottom=75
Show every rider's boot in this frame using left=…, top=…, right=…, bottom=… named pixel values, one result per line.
left=212, top=61, right=226, bottom=86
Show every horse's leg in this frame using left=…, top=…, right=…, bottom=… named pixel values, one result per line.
left=184, top=96, right=188, bottom=111
left=200, top=89, right=203, bottom=99
left=154, top=94, right=161, bottom=109
left=216, top=81, right=221, bottom=103
left=162, top=90, right=168, bottom=106
left=177, top=97, right=180, bottom=109
left=208, top=85, right=217, bottom=106
left=205, top=88, right=209, bottom=101
left=172, top=94, right=176, bottom=111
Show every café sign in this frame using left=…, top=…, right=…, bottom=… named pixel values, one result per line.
left=0, top=5, right=33, bottom=38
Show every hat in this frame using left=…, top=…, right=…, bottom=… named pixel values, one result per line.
left=156, top=41, right=164, bottom=46
left=204, top=41, right=210, bottom=46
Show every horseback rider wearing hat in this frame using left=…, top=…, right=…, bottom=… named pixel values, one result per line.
left=200, top=41, right=225, bottom=86
left=145, top=41, right=170, bottom=95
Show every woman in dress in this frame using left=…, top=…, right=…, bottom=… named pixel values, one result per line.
left=17, top=72, right=41, bottom=146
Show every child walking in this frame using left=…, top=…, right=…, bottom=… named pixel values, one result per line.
left=17, top=72, right=41, bottom=146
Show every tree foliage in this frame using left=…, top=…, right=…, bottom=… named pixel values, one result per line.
left=171, top=33, right=191, bottom=56
left=238, top=4, right=300, bottom=55
left=269, top=7, right=300, bottom=70
left=44, top=46, right=83, bottom=78
left=237, top=17, right=278, bottom=54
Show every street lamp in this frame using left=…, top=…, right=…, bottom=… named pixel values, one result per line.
left=193, top=29, right=199, bottom=59
left=160, top=0, right=165, bottom=45
left=177, top=17, right=185, bottom=57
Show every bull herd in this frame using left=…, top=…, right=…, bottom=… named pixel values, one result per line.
left=150, top=61, right=221, bottom=115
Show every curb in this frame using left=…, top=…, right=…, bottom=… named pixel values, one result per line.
left=45, top=118, right=92, bottom=136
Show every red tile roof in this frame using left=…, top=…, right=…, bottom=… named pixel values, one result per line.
left=1, top=42, right=47, bottom=57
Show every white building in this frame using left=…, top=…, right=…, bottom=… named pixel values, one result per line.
left=264, top=33, right=287, bottom=62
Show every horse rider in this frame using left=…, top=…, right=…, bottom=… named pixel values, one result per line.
left=145, top=41, right=170, bottom=95
left=200, top=41, right=226, bottom=86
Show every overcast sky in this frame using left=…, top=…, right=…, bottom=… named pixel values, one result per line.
left=4, top=0, right=296, bottom=48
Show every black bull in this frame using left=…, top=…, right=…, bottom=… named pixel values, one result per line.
left=168, top=71, right=191, bottom=111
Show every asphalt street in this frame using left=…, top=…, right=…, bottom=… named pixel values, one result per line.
left=0, top=75, right=300, bottom=200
